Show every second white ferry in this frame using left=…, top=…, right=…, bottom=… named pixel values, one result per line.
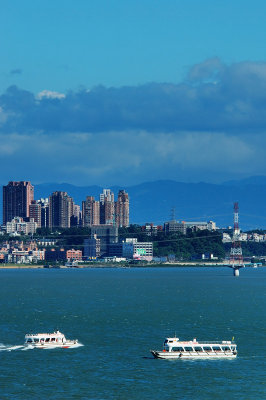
left=151, top=336, right=237, bottom=359
left=25, top=331, right=78, bottom=348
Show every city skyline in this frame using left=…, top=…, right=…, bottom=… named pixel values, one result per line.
left=2, top=181, right=129, bottom=230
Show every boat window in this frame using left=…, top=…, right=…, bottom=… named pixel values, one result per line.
left=184, top=347, right=193, bottom=352
left=34, top=339, right=39, bottom=343
left=26, top=339, right=32, bottom=343
left=45, top=338, right=50, bottom=342
left=212, top=346, right=221, bottom=351
left=203, top=347, right=212, bottom=351
left=194, top=347, right=203, bottom=352
left=172, top=347, right=183, bottom=352
left=168, top=340, right=173, bottom=343
left=41, top=338, right=45, bottom=342
left=51, top=338, right=56, bottom=342
left=222, top=346, right=230, bottom=351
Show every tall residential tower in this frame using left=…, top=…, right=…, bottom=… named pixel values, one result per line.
left=3, top=181, right=34, bottom=224
left=49, top=191, right=74, bottom=228
left=115, top=190, right=129, bottom=227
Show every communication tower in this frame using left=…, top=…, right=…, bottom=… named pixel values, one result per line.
left=229, top=202, right=244, bottom=276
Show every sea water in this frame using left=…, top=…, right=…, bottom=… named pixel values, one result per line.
left=0, top=267, right=265, bottom=399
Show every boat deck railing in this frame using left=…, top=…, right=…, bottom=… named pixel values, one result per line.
left=182, top=341, right=236, bottom=345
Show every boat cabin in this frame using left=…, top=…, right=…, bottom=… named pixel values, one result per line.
left=25, top=330, right=66, bottom=345
left=163, top=337, right=236, bottom=353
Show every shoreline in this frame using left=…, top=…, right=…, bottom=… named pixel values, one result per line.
left=0, top=262, right=264, bottom=269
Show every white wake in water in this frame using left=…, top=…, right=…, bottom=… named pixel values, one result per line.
left=42, top=343, right=84, bottom=350
left=0, top=342, right=84, bottom=351
left=0, top=343, right=25, bottom=352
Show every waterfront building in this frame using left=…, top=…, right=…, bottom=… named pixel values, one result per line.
left=82, top=196, right=100, bottom=226
left=84, top=234, right=101, bottom=260
left=31, top=249, right=45, bottom=261
left=49, top=191, right=74, bottom=228
left=3, top=181, right=34, bottom=224
left=115, top=190, right=129, bottom=227
left=90, top=225, right=118, bottom=257
left=108, top=242, right=123, bottom=258
left=121, top=238, right=153, bottom=261
left=66, top=249, right=82, bottom=261
left=133, top=241, right=153, bottom=261
left=45, top=248, right=66, bottom=262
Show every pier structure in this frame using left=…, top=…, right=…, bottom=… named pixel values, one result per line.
left=229, top=202, right=244, bottom=276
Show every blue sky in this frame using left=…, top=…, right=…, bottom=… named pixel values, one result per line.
left=1, top=0, right=265, bottom=92
left=0, top=0, right=266, bottom=186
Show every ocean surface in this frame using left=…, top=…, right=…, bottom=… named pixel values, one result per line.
left=0, top=267, right=265, bottom=400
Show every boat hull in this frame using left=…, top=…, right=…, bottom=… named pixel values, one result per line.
left=151, top=350, right=237, bottom=359
left=25, top=341, right=78, bottom=349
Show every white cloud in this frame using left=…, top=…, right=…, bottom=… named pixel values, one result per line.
left=36, top=90, right=66, bottom=100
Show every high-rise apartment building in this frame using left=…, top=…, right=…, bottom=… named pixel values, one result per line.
left=3, top=181, right=34, bottom=224
left=71, top=204, right=81, bottom=226
left=115, top=190, right=129, bottom=227
left=49, top=191, right=74, bottom=228
left=100, top=189, right=115, bottom=225
left=81, top=189, right=129, bottom=228
left=37, top=198, right=49, bottom=228
left=29, top=200, right=42, bottom=228
left=82, top=196, right=100, bottom=226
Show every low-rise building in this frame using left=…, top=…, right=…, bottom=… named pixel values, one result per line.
left=142, top=223, right=163, bottom=236
left=185, top=221, right=216, bottom=231
left=4, top=217, right=37, bottom=235
left=121, top=238, right=153, bottom=261
left=66, top=249, right=82, bottom=261
left=164, top=221, right=187, bottom=234
left=45, top=248, right=66, bottom=262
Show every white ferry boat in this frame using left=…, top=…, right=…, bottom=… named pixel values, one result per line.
left=151, top=337, right=237, bottom=359
left=25, top=330, right=78, bottom=348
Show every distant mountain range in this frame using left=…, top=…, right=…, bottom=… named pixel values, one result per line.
left=2, top=176, right=266, bottom=229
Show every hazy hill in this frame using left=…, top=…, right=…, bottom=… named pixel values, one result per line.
left=1, top=178, right=266, bottom=229
left=33, top=179, right=266, bottom=230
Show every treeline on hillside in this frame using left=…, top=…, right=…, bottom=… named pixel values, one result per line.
left=35, top=226, right=225, bottom=259
left=119, top=226, right=225, bottom=260
left=25, top=226, right=266, bottom=259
